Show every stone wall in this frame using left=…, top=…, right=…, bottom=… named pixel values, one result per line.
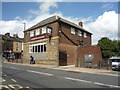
left=13, top=41, right=22, bottom=52
left=23, top=36, right=59, bottom=66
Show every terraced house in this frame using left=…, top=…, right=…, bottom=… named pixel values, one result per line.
left=23, top=15, right=97, bottom=66
left=0, top=33, right=23, bottom=59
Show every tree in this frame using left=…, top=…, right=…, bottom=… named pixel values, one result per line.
left=97, top=37, right=120, bottom=58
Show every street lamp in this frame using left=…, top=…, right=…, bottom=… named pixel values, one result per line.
left=22, top=22, right=26, bottom=31
left=15, top=22, right=26, bottom=31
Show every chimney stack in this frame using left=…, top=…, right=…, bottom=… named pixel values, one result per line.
left=13, top=34, right=18, bottom=38
left=79, top=22, right=83, bottom=27
left=5, top=33, right=10, bottom=37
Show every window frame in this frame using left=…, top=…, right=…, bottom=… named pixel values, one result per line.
left=41, top=27, right=47, bottom=34
left=78, top=30, right=82, bottom=36
left=35, top=28, right=40, bottom=36
left=30, top=30, right=34, bottom=37
left=29, top=42, right=46, bottom=53
left=71, top=27, right=75, bottom=34
left=84, top=32, right=87, bottom=38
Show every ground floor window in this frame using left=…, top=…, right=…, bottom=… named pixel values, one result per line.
left=29, top=42, right=46, bottom=53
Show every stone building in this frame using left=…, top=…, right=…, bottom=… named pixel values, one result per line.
left=0, top=33, right=23, bottom=59
left=23, top=15, right=102, bottom=66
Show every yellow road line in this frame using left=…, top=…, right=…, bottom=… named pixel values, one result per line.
left=8, top=85, right=15, bottom=89
left=26, top=86, right=30, bottom=88
left=8, top=84, right=23, bottom=89
left=11, top=79, right=17, bottom=82
left=0, top=85, right=9, bottom=89
left=4, top=74, right=8, bottom=77
left=2, top=79, right=6, bottom=82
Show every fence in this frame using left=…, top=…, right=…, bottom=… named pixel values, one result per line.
left=97, top=59, right=112, bottom=70
left=76, top=59, right=112, bottom=70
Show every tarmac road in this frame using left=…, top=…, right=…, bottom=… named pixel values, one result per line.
left=1, top=62, right=120, bottom=89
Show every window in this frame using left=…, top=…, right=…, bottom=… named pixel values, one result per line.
left=78, top=30, right=82, bottom=36
left=71, top=28, right=75, bottom=34
left=16, top=47, right=19, bottom=51
left=36, top=28, right=40, bottom=35
left=33, top=46, right=35, bottom=53
left=44, top=44, right=46, bottom=52
left=16, top=42, right=19, bottom=46
left=84, top=32, right=87, bottom=38
left=35, top=45, right=38, bottom=53
left=29, top=42, right=46, bottom=53
left=30, top=30, right=34, bottom=37
left=42, top=27, right=47, bottom=34
left=41, top=45, right=43, bottom=52
left=30, top=46, right=33, bottom=53
left=38, top=45, right=41, bottom=52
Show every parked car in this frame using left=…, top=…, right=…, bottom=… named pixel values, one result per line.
left=110, top=57, right=120, bottom=71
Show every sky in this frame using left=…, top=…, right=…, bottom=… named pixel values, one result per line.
left=0, top=1, right=119, bottom=45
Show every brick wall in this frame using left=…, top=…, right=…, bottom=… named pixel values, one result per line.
left=24, top=21, right=59, bottom=43
left=59, top=43, right=77, bottom=65
left=76, top=45, right=102, bottom=67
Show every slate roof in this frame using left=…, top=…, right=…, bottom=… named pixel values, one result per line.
left=1, top=35, right=23, bottom=42
left=25, top=15, right=92, bottom=34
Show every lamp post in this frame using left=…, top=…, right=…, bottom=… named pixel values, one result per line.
left=15, top=22, right=26, bottom=64
left=16, top=22, right=26, bottom=31
left=22, top=22, right=26, bottom=31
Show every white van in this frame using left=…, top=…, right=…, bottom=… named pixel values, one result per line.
left=110, top=57, right=120, bottom=71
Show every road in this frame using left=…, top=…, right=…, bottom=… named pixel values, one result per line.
left=1, top=62, right=120, bottom=89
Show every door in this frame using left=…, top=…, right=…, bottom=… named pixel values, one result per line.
left=59, top=51, right=67, bottom=66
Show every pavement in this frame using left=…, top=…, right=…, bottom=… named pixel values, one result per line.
left=3, top=61, right=120, bottom=77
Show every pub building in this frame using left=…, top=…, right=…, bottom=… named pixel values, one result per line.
left=23, top=15, right=100, bottom=66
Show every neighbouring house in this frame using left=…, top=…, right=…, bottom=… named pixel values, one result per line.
left=23, top=15, right=102, bottom=66
left=0, top=33, right=23, bottom=59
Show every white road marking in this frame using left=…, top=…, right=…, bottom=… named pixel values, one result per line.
left=9, top=67, right=19, bottom=70
left=94, top=82, right=120, bottom=88
left=65, top=77, right=120, bottom=88
left=27, top=70, right=53, bottom=76
left=65, top=77, right=92, bottom=83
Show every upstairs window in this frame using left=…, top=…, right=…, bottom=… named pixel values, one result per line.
left=78, top=30, right=82, bottom=36
left=35, top=28, right=40, bottom=36
left=30, top=30, right=34, bottom=37
left=84, top=32, right=87, bottom=38
left=42, top=27, right=47, bottom=34
left=71, top=28, right=75, bottom=34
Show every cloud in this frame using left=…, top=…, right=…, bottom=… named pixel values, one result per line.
left=0, top=2, right=59, bottom=38
left=0, top=20, right=24, bottom=37
left=85, top=11, right=118, bottom=44
left=100, top=3, right=114, bottom=9
left=29, top=2, right=58, bottom=15
left=0, top=2, right=118, bottom=46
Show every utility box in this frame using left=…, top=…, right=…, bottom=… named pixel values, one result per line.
left=84, top=54, right=94, bottom=68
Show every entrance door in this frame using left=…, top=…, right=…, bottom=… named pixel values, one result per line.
left=59, top=51, right=67, bottom=66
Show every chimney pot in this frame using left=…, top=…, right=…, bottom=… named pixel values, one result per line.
left=13, top=34, right=18, bottom=38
